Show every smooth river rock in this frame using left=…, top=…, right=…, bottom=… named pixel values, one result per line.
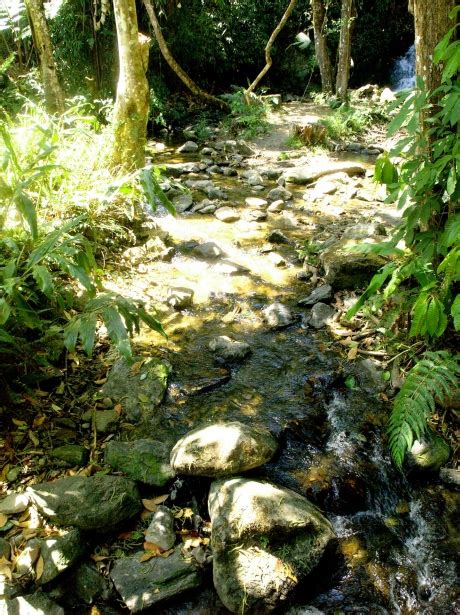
left=105, top=439, right=173, bottom=486
left=284, top=161, right=366, bottom=185
left=263, top=302, right=296, bottom=329
left=170, top=421, right=278, bottom=477
left=208, top=335, right=251, bottom=364
left=27, top=475, right=141, bottom=531
left=319, top=239, right=386, bottom=289
left=215, top=207, right=240, bottom=223
left=209, top=478, right=335, bottom=613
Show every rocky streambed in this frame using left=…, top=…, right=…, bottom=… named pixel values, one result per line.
left=0, top=107, right=459, bottom=614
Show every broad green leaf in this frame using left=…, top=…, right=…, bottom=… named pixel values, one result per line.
left=0, top=298, right=11, bottom=325
left=28, top=216, right=85, bottom=266
left=426, top=297, right=440, bottom=337
left=32, top=265, right=54, bottom=296
left=345, top=263, right=396, bottom=319
left=78, top=312, right=98, bottom=356
left=14, top=191, right=37, bottom=239
left=64, top=317, right=80, bottom=352
left=446, top=164, right=457, bottom=196
left=139, top=168, right=176, bottom=216
left=410, top=292, right=429, bottom=337
left=452, top=295, right=460, bottom=330
left=101, top=305, right=132, bottom=359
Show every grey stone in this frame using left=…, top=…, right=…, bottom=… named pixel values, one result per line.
left=308, top=303, right=336, bottom=328
left=209, top=478, right=334, bottom=613
left=0, top=538, right=11, bottom=560
left=173, top=193, right=194, bottom=213
left=184, top=179, right=214, bottom=192
left=207, top=165, right=223, bottom=175
left=284, top=162, right=366, bottom=185
left=214, top=260, right=250, bottom=275
left=262, top=302, right=296, bottom=329
left=246, top=209, right=267, bottom=222
left=50, top=445, right=89, bottom=466
left=260, top=167, right=282, bottom=180
left=267, top=199, right=285, bottom=212
left=27, top=475, right=141, bottom=532
left=29, top=529, right=87, bottom=585
left=0, top=493, right=29, bottom=515
left=167, top=287, right=194, bottom=310
left=100, top=356, right=170, bottom=423
left=177, top=140, right=198, bottom=153
left=170, top=421, right=278, bottom=477
left=60, top=562, right=111, bottom=605
left=110, top=547, right=201, bottom=613
left=223, top=167, right=238, bottom=177
left=236, top=141, right=255, bottom=156
left=246, top=172, right=264, bottom=186
left=105, top=439, right=173, bottom=487
left=268, top=252, right=286, bottom=267
left=320, top=239, right=386, bottom=289
left=145, top=505, right=176, bottom=550
left=342, top=223, right=387, bottom=240
left=298, top=285, right=333, bottom=306
left=208, top=336, right=251, bottom=364
left=245, top=197, right=268, bottom=209
left=267, top=230, right=290, bottom=244
left=179, top=368, right=231, bottom=396
left=94, top=410, right=119, bottom=433
left=408, top=430, right=451, bottom=472
left=192, top=242, right=224, bottom=259
left=163, top=162, right=201, bottom=177
left=215, top=207, right=240, bottom=223
left=268, top=186, right=292, bottom=201
left=0, top=593, right=64, bottom=615
left=439, top=468, right=460, bottom=487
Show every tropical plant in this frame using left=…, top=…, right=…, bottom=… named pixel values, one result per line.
left=346, top=8, right=460, bottom=468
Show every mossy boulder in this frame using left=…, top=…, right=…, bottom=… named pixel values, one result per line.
left=105, top=439, right=173, bottom=486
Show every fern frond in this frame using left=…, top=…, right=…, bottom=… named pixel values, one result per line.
left=388, top=351, right=459, bottom=468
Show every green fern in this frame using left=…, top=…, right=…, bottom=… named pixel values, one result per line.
left=388, top=351, right=460, bottom=468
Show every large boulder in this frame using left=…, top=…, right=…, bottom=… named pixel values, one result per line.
left=0, top=593, right=64, bottom=615
left=100, top=356, right=171, bottom=423
left=209, top=478, right=334, bottom=613
left=105, top=439, right=173, bottom=486
left=110, top=547, right=201, bottom=613
left=284, top=162, right=366, bottom=185
left=319, top=239, right=386, bottom=290
left=170, top=421, right=278, bottom=477
left=28, top=529, right=87, bottom=585
left=27, top=475, right=141, bottom=532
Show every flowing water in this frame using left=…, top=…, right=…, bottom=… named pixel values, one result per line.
left=114, top=141, right=458, bottom=614
left=392, top=44, right=416, bottom=91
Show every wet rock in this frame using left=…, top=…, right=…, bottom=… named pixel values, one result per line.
left=263, top=302, right=296, bottom=329
left=208, top=336, right=251, bottom=364
left=177, top=140, right=198, bottom=153
left=246, top=172, right=264, bottom=186
left=285, top=608, right=325, bottom=615
left=267, top=230, right=290, bottom=244
left=27, top=475, right=141, bottom=532
left=308, top=303, right=336, bottom=328
left=110, top=546, right=201, bottom=613
left=260, top=167, right=282, bottom=179
left=223, top=167, right=238, bottom=177
left=185, top=179, right=214, bottom=192
left=207, top=164, right=223, bottom=175
left=179, top=368, right=231, bottom=396
left=0, top=593, right=64, bottom=615
left=298, top=285, right=333, bottom=306
left=0, top=492, right=29, bottom=515
left=247, top=209, right=268, bottom=222
left=100, top=356, right=170, bottom=423
left=407, top=430, right=451, bottom=472
left=167, top=287, right=194, bottom=310
left=215, top=207, right=240, bottom=223
left=267, top=199, right=285, bottom=212
left=309, top=180, right=337, bottom=200
left=192, top=241, right=224, bottom=259
left=284, top=162, right=366, bottom=185
left=245, top=197, right=268, bottom=209
left=201, top=146, right=216, bottom=156
left=29, top=529, right=87, bottom=585
left=214, top=259, right=250, bottom=275
left=163, top=162, right=201, bottom=177
left=342, top=223, right=387, bottom=240
left=268, top=252, right=286, bottom=267
left=320, top=239, right=386, bottom=289
left=50, top=444, right=89, bottom=467
left=268, top=186, right=292, bottom=201
left=439, top=468, right=460, bottom=487
left=209, top=477, right=334, bottom=613
left=236, top=141, right=255, bottom=156
left=173, top=193, right=194, bottom=213
left=145, top=505, right=176, bottom=550
left=170, top=421, right=278, bottom=477
left=105, top=439, right=173, bottom=486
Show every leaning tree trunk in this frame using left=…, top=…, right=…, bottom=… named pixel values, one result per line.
left=109, top=0, right=150, bottom=171
left=142, top=0, right=229, bottom=111
left=245, top=0, right=298, bottom=101
left=25, top=0, right=64, bottom=113
left=335, top=0, right=354, bottom=100
left=311, top=0, right=334, bottom=93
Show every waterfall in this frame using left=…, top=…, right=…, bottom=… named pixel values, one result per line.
left=392, top=43, right=416, bottom=90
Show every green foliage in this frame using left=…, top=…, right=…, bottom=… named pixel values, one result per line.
left=319, top=103, right=386, bottom=140
left=388, top=352, right=459, bottom=468
left=223, top=91, right=269, bottom=139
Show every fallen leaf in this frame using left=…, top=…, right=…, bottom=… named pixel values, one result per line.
left=12, top=419, right=27, bottom=428
left=28, top=431, right=40, bottom=446
left=32, top=416, right=46, bottom=428
left=90, top=554, right=111, bottom=563
left=34, top=390, right=49, bottom=398
left=114, top=404, right=123, bottom=415
left=35, top=555, right=44, bottom=580
left=347, top=346, right=358, bottom=360
left=0, top=557, right=13, bottom=580
left=159, top=549, right=174, bottom=558
left=139, top=551, right=157, bottom=562
left=94, top=378, right=107, bottom=385
left=142, top=498, right=158, bottom=512
left=0, top=513, right=8, bottom=527
left=143, top=542, right=162, bottom=553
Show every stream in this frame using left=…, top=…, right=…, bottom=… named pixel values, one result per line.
left=107, top=133, right=459, bottom=615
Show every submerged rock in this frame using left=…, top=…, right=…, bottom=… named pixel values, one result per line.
left=27, top=475, right=141, bottom=531
left=105, top=439, right=173, bottom=486
left=100, top=356, right=171, bottom=423
left=208, top=335, right=251, bottom=364
left=179, top=367, right=231, bottom=396
left=170, top=421, right=278, bottom=477
left=263, top=302, right=296, bottom=329
left=110, top=546, right=201, bottom=613
left=209, top=477, right=334, bottom=613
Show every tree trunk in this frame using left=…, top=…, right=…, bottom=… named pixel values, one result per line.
left=335, top=0, right=355, bottom=100
left=245, top=0, right=298, bottom=101
left=411, top=0, right=455, bottom=93
left=109, top=0, right=150, bottom=171
left=311, top=0, right=334, bottom=93
left=142, top=0, right=229, bottom=111
left=25, top=0, right=64, bottom=113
